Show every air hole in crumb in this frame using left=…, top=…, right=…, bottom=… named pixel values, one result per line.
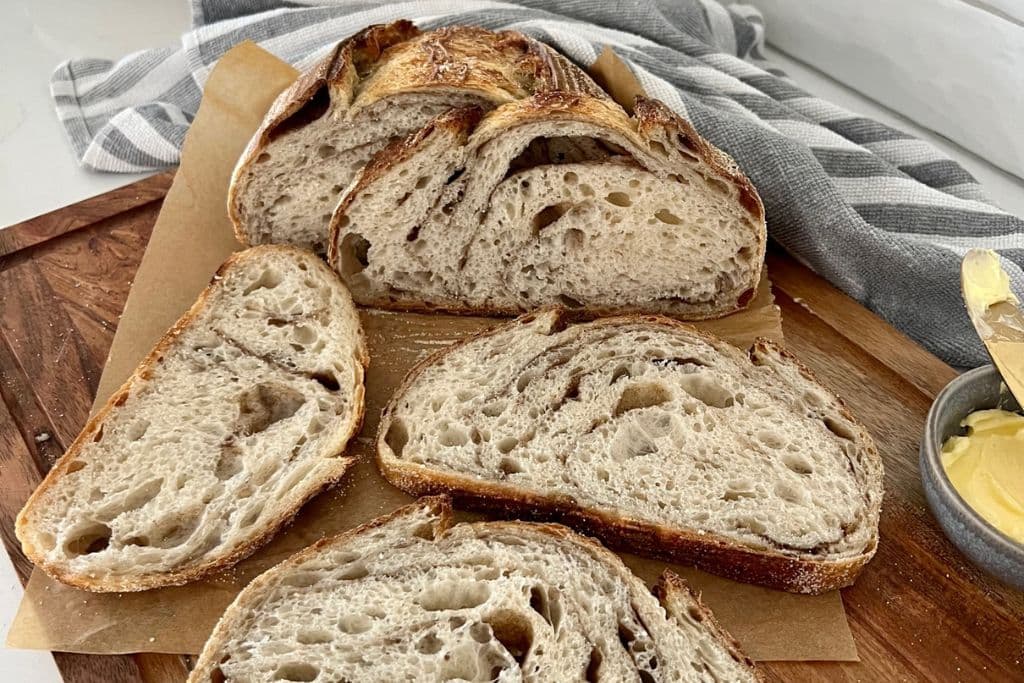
left=416, top=632, right=443, bottom=654
left=654, top=209, right=682, bottom=225
left=126, top=418, right=150, bottom=442
left=282, top=572, right=320, bottom=588
left=242, top=268, right=283, bottom=295
left=272, top=662, right=318, bottom=681
left=605, top=192, right=632, bottom=207
left=823, top=416, right=857, bottom=441
left=774, top=481, right=805, bottom=504
left=707, top=177, right=730, bottom=195
left=411, top=521, right=436, bottom=541
left=783, top=453, right=814, bottom=475
left=439, top=425, right=469, bottom=447
left=614, top=382, right=670, bottom=417
left=337, top=563, right=369, bottom=580
left=485, top=609, right=532, bottom=667
left=215, top=443, right=244, bottom=481
left=317, top=144, right=336, bottom=159
left=564, top=171, right=579, bottom=184
left=649, top=140, right=668, bottom=156
left=237, top=383, right=305, bottom=434
left=93, top=426, right=105, bottom=442
left=296, top=629, right=332, bottom=645
left=516, top=370, right=538, bottom=393
left=418, top=581, right=490, bottom=611
left=496, top=437, right=519, bottom=454
left=481, top=402, right=506, bottom=417
left=66, top=460, right=87, bottom=473
left=677, top=374, right=734, bottom=409
left=610, top=365, right=632, bottom=384
left=558, top=294, right=583, bottom=309
left=256, top=152, right=271, bottom=163
left=532, top=203, right=570, bottom=234
left=415, top=176, right=430, bottom=189
left=337, top=613, right=372, bottom=634
left=499, top=457, right=523, bottom=475
left=563, top=228, right=584, bottom=251
left=757, top=430, right=785, bottom=449
left=339, top=233, right=370, bottom=276
left=529, top=585, right=562, bottom=631
left=65, top=523, right=111, bottom=556
left=406, top=225, right=421, bottom=242
left=385, top=419, right=409, bottom=456
left=311, top=373, right=340, bottom=392
left=735, top=517, right=768, bottom=535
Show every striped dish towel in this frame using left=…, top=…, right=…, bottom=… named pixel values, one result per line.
left=51, top=0, right=1024, bottom=368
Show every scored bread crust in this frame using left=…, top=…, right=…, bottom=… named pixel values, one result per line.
left=228, top=20, right=605, bottom=249
left=328, top=91, right=766, bottom=321
left=188, top=496, right=762, bottom=682
left=377, top=308, right=882, bottom=594
left=15, top=246, right=370, bottom=592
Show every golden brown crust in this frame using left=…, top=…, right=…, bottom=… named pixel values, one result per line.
left=229, top=20, right=604, bottom=246
left=655, top=571, right=764, bottom=680
left=227, top=22, right=422, bottom=243
left=15, top=245, right=369, bottom=593
left=376, top=308, right=880, bottom=594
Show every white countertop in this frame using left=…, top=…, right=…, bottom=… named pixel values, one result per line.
left=2, top=3, right=1022, bottom=680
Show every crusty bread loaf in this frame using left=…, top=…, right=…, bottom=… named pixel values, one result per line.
left=188, top=496, right=760, bottom=682
left=328, top=92, right=766, bottom=320
left=229, top=20, right=604, bottom=254
left=16, top=246, right=368, bottom=592
left=378, top=309, right=883, bottom=594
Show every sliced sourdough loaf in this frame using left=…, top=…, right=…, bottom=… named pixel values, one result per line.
left=16, top=246, right=368, bottom=592
left=329, top=92, right=766, bottom=320
left=230, top=20, right=603, bottom=254
left=378, top=309, right=883, bottom=593
left=188, top=496, right=761, bottom=682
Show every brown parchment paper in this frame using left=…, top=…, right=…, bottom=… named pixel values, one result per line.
left=8, top=41, right=857, bottom=662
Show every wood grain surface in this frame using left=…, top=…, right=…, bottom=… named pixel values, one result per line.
left=0, top=176, right=1021, bottom=682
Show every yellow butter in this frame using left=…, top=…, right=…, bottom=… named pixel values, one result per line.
left=961, top=249, right=1018, bottom=313
left=941, top=409, right=1024, bottom=543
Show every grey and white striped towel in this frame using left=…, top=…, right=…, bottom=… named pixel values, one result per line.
left=51, top=0, right=1024, bottom=367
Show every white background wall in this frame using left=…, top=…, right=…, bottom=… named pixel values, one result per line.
left=750, top=0, right=1024, bottom=181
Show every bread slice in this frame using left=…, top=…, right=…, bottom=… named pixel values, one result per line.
left=229, top=20, right=603, bottom=254
left=378, top=309, right=883, bottom=594
left=188, top=496, right=761, bottom=682
left=328, top=92, right=766, bottom=320
left=16, top=246, right=368, bottom=592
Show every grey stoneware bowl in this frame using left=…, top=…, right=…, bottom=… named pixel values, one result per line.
left=920, top=364, right=1024, bottom=590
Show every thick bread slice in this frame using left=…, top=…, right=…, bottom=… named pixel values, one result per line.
left=230, top=20, right=604, bottom=253
left=378, top=309, right=883, bottom=594
left=329, top=92, right=766, bottom=320
left=16, top=246, right=368, bottom=592
left=188, top=496, right=761, bottom=682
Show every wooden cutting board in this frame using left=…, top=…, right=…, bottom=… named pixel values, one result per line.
left=0, top=174, right=1021, bottom=682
